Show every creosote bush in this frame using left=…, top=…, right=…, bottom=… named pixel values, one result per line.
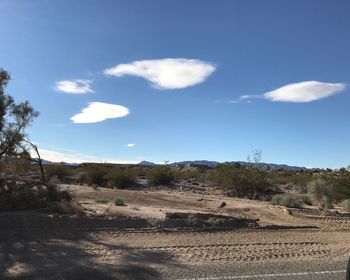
left=114, top=197, right=125, bottom=206
left=78, top=166, right=108, bottom=186
left=105, top=169, right=136, bottom=189
left=147, top=166, right=174, bottom=186
left=341, top=199, right=350, bottom=212
left=210, top=163, right=269, bottom=199
left=307, top=178, right=334, bottom=210
left=78, top=165, right=137, bottom=189
left=271, top=194, right=302, bottom=208
left=45, top=164, right=72, bottom=180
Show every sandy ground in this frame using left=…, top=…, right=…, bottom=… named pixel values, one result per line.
left=1, top=184, right=350, bottom=279
left=64, top=184, right=350, bottom=229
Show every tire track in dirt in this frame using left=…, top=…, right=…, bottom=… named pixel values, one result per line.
left=289, top=209, right=350, bottom=230
left=87, top=241, right=349, bottom=264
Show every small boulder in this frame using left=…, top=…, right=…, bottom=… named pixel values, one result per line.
left=218, top=201, right=227, bottom=208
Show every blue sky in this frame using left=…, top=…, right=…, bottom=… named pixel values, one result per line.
left=1, top=0, right=349, bottom=168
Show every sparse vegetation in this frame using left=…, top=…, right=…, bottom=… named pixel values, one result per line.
left=307, top=178, right=334, bottom=210
left=45, top=164, right=73, bottom=181
left=95, top=199, right=109, bottom=204
left=210, top=163, right=269, bottom=199
left=341, top=199, right=350, bottom=212
left=147, top=166, right=174, bottom=186
left=78, top=165, right=108, bottom=186
left=105, top=168, right=136, bottom=189
left=0, top=69, right=71, bottom=211
left=114, top=197, right=126, bottom=206
left=271, top=194, right=302, bottom=208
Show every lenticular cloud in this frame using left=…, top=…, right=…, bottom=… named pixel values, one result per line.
left=56, top=80, right=93, bottom=94
left=71, top=102, right=129, bottom=123
left=264, top=81, right=346, bottom=103
left=104, top=58, right=216, bottom=89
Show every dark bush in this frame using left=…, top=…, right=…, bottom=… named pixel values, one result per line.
left=271, top=194, right=302, bottom=208
left=0, top=176, right=71, bottom=211
left=105, top=168, right=136, bottom=189
left=307, top=178, right=334, bottom=210
left=330, top=174, right=350, bottom=202
left=45, top=164, right=73, bottom=180
left=210, top=163, right=269, bottom=199
left=341, top=199, right=350, bottom=212
left=147, top=167, right=174, bottom=186
left=79, top=166, right=109, bottom=186
left=268, top=171, right=313, bottom=190
left=114, top=197, right=125, bottom=206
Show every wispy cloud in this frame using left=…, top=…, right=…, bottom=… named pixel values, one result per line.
left=30, top=148, right=138, bottom=164
left=104, top=58, right=216, bottom=89
left=55, top=79, right=94, bottom=94
left=264, top=81, right=346, bottom=103
left=228, top=94, right=260, bottom=104
left=126, top=143, right=136, bottom=148
left=228, top=81, right=346, bottom=104
left=71, top=102, right=129, bottom=123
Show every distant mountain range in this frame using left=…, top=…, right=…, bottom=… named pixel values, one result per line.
left=138, top=160, right=308, bottom=171
left=38, top=158, right=308, bottom=171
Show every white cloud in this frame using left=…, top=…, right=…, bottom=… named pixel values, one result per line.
left=56, top=79, right=93, bottom=94
left=264, top=81, right=346, bottom=103
left=228, top=95, right=258, bottom=104
left=126, top=144, right=135, bottom=148
left=71, top=102, right=129, bottom=123
left=30, top=148, right=138, bottom=164
left=104, top=58, right=216, bottom=89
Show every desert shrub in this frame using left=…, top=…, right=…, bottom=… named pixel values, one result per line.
left=79, top=166, right=109, bottom=186
left=300, top=195, right=313, bottom=206
left=132, top=166, right=148, bottom=178
left=329, top=174, right=350, bottom=202
left=341, top=199, right=350, bottom=212
left=105, top=168, right=136, bottom=189
left=0, top=176, right=71, bottom=211
left=45, top=164, right=72, bottom=180
left=210, top=163, right=269, bottom=199
left=307, top=178, right=334, bottom=209
left=54, top=201, right=84, bottom=215
left=271, top=194, right=302, bottom=208
left=104, top=206, right=126, bottom=218
left=268, top=171, right=313, bottom=190
left=114, top=197, right=125, bottom=206
left=174, top=169, right=202, bottom=181
left=95, top=199, right=109, bottom=204
left=147, top=167, right=174, bottom=186
left=0, top=157, right=31, bottom=175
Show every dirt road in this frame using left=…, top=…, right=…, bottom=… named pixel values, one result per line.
left=1, top=228, right=349, bottom=279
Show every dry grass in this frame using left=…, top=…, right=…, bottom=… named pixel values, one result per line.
left=54, top=201, right=85, bottom=215
left=103, top=206, right=127, bottom=218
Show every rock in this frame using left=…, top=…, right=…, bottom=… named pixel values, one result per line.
left=198, top=197, right=204, bottom=201
left=218, top=201, right=227, bottom=208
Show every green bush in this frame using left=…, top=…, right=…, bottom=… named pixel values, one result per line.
left=147, top=167, right=174, bottom=186
left=300, top=195, right=313, bottom=206
left=174, top=169, right=202, bottom=181
left=0, top=176, right=71, bottom=211
left=341, top=199, right=350, bottom=212
left=114, top=197, right=125, bottom=206
left=268, top=171, right=313, bottom=189
left=210, top=163, right=269, bottom=199
left=79, top=166, right=109, bottom=186
left=45, top=164, right=73, bottom=180
left=307, top=178, right=334, bottom=210
left=329, top=174, right=350, bottom=202
left=271, top=194, right=302, bottom=208
left=105, top=168, right=136, bottom=189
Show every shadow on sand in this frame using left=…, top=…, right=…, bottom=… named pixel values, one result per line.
left=0, top=224, right=181, bottom=280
